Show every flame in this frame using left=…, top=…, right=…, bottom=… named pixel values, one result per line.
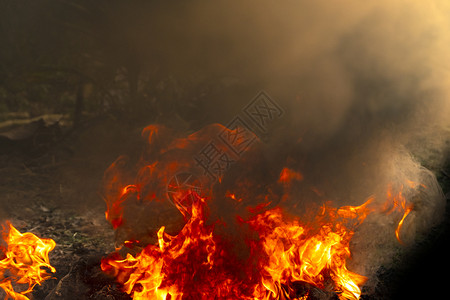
left=101, top=125, right=425, bottom=299
left=382, top=184, right=416, bottom=244
left=102, top=179, right=423, bottom=299
left=226, top=192, right=242, bottom=203
left=102, top=191, right=376, bottom=299
left=102, top=124, right=249, bottom=231
left=102, top=194, right=227, bottom=299
left=248, top=199, right=371, bottom=300
left=0, top=223, right=56, bottom=299
left=395, top=206, right=413, bottom=244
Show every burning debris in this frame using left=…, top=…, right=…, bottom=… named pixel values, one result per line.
left=0, top=223, right=56, bottom=299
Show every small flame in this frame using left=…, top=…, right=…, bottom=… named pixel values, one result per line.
left=0, top=223, right=56, bottom=299
left=395, top=206, right=413, bottom=245
left=383, top=183, right=417, bottom=244
left=226, top=192, right=242, bottom=203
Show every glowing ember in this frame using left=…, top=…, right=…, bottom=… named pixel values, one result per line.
left=0, top=223, right=56, bottom=299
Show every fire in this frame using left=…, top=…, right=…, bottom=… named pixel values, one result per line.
left=382, top=184, right=416, bottom=244
left=101, top=124, right=423, bottom=299
left=0, top=223, right=56, bottom=299
left=247, top=200, right=371, bottom=300
left=395, top=206, right=412, bottom=244
left=102, top=192, right=380, bottom=299
left=102, top=185, right=420, bottom=299
left=102, top=194, right=234, bottom=299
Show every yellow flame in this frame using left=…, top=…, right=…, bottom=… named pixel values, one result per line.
left=0, top=223, right=56, bottom=299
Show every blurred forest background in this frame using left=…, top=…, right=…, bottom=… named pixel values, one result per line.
left=0, top=0, right=235, bottom=129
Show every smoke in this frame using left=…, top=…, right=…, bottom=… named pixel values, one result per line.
left=157, top=0, right=450, bottom=207
left=147, top=1, right=449, bottom=132
left=139, top=0, right=450, bottom=180
left=180, top=0, right=449, bottom=281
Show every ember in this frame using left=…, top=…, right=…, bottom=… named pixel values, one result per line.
left=0, top=223, right=56, bottom=299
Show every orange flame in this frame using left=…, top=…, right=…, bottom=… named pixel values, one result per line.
left=102, top=194, right=225, bottom=299
left=102, top=190, right=377, bottom=299
left=395, top=206, right=413, bottom=244
left=102, top=179, right=422, bottom=299
left=101, top=125, right=424, bottom=299
left=382, top=184, right=416, bottom=244
left=248, top=199, right=372, bottom=300
left=0, top=223, right=56, bottom=299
